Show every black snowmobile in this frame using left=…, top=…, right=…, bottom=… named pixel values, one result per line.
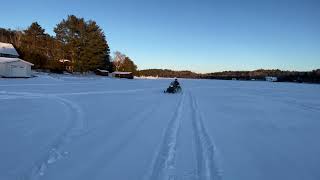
left=164, top=79, right=182, bottom=93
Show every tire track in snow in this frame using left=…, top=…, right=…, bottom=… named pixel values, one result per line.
left=0, top=88, right=160, bottom=98
left=26, top=96, right=88, bottom=180
left=190, top=92, right=222, bottom=180
left=1, top=91, right=87, bottom=180
left=147, top=93, right=186, bottom=180
left=54, top=88, right=159, bottom=96
left=0, top=82, right=92, bottom=87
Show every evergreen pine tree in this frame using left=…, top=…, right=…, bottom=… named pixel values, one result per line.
left=20, top=22, right=52, bottom=69
left=54, top=15, right=111, bottom=73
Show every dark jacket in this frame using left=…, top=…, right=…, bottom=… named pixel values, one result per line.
left=171, top=80, right=180, bottom=87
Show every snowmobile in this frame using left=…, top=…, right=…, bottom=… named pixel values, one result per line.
left=164, top=84, right=182, bottom=93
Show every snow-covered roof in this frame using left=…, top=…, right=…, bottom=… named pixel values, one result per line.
left=112, top=71, right=132, bottom=75
left=0, top=42, right=19, bottom=56
left=0, top=57, right=34, bottom=66
left=96, top=69, right=109, bottom=73
left=59, top=59, right=71, bottom=63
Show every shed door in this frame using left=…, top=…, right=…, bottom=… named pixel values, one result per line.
left=10, top=64, right=27, bottom=77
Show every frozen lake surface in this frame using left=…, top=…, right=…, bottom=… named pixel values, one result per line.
left=1, top=74, right=320, bottom=180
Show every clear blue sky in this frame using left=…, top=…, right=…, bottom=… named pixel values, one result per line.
left=1, top=0, right=319, bottom=72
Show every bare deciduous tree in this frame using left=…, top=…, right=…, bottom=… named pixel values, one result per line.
left=112, top=51, right=126, bottom=71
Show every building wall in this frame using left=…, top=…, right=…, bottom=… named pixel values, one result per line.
left=265, top=76, right=278, bottom=82
left=0, top=63, right=4, bottom=76
left=0, top=63, right=8, bottom=77
left=26, top=64, right=31, bottom=77
left=0, top=61, right=32, bottom=77
left=112, top=73, right=134, bottom=79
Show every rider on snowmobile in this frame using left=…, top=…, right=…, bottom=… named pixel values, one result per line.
left=171, top=78, right=180, bottom=88
left=165, top=78, right=181, bottom=93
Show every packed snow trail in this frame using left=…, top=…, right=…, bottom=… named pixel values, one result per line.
left=148, top=93, right=185, bottom=180
left=148, top=92, right=221, bottom=180
left=1, top=75, right=320, bottom=180
left=189, top=93, right=221, bottom=180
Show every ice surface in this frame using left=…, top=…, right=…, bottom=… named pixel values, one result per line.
left=0, top=74, right=320, bottom=180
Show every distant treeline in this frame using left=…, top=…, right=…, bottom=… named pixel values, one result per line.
left=138, top=69, right=320, bottom=83
left=137, top=69, right=200, bottom=78
left=0, top=15, right=137, bottom=74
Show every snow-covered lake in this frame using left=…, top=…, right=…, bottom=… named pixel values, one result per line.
left=1, top=74, right=320, bottom=180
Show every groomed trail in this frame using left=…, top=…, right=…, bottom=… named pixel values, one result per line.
left=148, top=92, right=221, bottom=180
left=1, top=74, right=320, bottom=180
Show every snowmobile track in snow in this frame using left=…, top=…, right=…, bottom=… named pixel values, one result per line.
left=25, top=96, right=88, bottom=180
left=54, top=88, right=160, bottom=96
left=190, top=93, right=222, bottom=180
left=148, top=93, right=186, bottom=180
left=0, top=92, right=88, bottom=180
left=148, top=92, right=222, bottom=180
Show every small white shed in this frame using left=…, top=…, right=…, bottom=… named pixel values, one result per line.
left=0, top=57, right=34, bottom=77
left=0, top=42, right=34, bottom=78
left=265, top=76, right=278, bottom=82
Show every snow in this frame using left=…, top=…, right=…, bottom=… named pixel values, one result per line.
left=0, top=57, right=34, bottom=66
left=96, top=69, right=109, bottom=72
left=59, top=59, right=71, bottom=63
left=1, top=74, right=320, bottom=180
left=0, top=57, right=19, bottom=63
left=0, top=42, right=19, bottom=56
left=112, top=71, right=132, bottom=75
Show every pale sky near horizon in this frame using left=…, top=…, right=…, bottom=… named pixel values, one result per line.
left=1, top=0, right=319, bottom=73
